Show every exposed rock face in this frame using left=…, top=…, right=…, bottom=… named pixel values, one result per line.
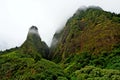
left=21, top=26, right=49, bottom=58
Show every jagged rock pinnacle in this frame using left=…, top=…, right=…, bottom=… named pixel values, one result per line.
left=21, top=26, right=49, bottom=59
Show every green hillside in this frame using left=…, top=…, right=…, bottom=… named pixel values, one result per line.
left=50, top=6, right=120, bottom=62
left=0, top=6, right=120, bottom=80
left=0, top=51, right=66, bottom=80
left=0, top=26, right=65, bottom=80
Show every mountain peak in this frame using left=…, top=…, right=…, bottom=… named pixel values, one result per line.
left=28, top=26, right=39, bottom=35
left=50, top=7, right=120, bottom=62
left=30, top=26, right=38, bottom=30
left=20, top=26, right=49, bottom=58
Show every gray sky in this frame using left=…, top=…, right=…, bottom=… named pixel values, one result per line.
left=0, top=0, right=120, bottom=50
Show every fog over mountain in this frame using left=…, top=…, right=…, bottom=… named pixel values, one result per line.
left=0, top=0, right=120, bottom=50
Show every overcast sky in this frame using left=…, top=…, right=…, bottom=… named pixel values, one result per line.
left=0, top=0, right=120, bottom=50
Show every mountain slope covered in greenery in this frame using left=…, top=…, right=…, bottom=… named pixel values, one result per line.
left=50, top=6, right=120, bottom=62
left=0, top=26, right=66, bottom=80
left=0, top=6, right=120, bottom=80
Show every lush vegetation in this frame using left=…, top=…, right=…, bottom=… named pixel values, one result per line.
left=1, top=49, right=120, bottom=80
left=70, top=66, right=120, bottom=80
left=61, top=47, right=120, bottom=78
left=50, top=6, right=120, bottom=62
left=0, top=7, right=120, bottom=80
left=0, top=51, right=66, bottom=80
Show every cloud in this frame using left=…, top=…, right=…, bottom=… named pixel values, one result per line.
left=0, top=0, right=120, bottom=50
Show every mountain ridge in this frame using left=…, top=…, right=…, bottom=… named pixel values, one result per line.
left=0, top=6, right=120, bottom=80
left=50, top=6, right=120, bottom=62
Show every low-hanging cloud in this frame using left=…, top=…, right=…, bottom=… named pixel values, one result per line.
left=28, top=26, right=39, bottom=36
left=0, top=0, right=120, bottom=50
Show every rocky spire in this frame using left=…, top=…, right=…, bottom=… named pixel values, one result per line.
left=27, top=26, right=41, bottom=41
left=20, top=26, right=49, bottom=59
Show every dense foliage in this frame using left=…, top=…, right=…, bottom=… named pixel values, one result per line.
left=0, top=7, right=120, bottom=80
left=0, top=51, right=65, bottom=80
left=70, top=66, right=120, bottom=80
left=50, top=6, right=120, bottom=62
left=0, top=49, right=120, bottom=80
left=61, top=47, right=120, bottom=76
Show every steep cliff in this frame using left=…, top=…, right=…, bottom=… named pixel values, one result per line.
left=50, top=7, right=120, bottom=62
